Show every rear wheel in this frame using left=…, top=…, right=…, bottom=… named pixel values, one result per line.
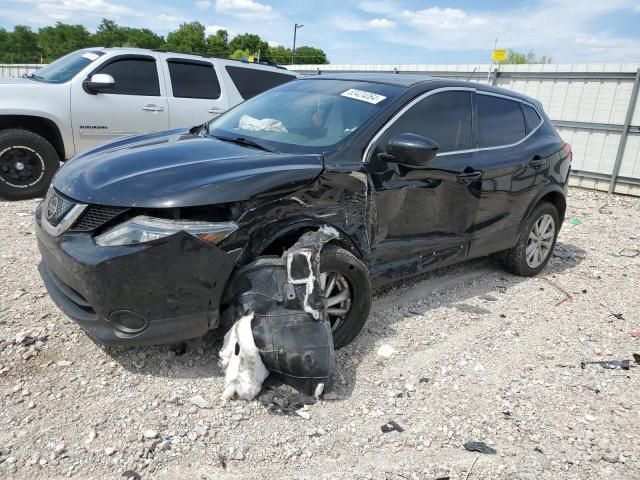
left=503, top=202, right=559, bottom=276
left=0, top=129, right=60, bottom=200
left=319, top=245, right=371, bottom=349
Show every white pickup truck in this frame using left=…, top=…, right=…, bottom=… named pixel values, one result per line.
left=0, top=47, right=297, bottom=199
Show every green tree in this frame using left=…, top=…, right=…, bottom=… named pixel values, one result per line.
left=38, top=22, right=91, bottom=62
left=229, top=48, right=251, bottom=60
left=7, top=25, right=40, bottom=63
left=270, top=45, right=292, bottom=64
left=229, top=33, right=270, bottom=61
left=500, top=49, right=552, bottom=64
left=120, top=27, right=164, bottom=49
left=206, top=29, right=229, bottom=57
left=91, top=18, right=126, bottom=47
left=0, top=28, right=10, bottom=63
left=292, top=45, right=327, bottom=64
left=166, top=22, right=207, bottom=54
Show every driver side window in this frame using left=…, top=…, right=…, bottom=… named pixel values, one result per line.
left=95, top=57, right=160, bottom=96
left=378, top=90, right=473, bottom=155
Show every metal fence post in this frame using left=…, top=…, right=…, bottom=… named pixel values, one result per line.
left=608, top=67, right=640, bottom=194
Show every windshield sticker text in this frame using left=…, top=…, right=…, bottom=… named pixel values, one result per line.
left=341, top=89, right=387, bottom=104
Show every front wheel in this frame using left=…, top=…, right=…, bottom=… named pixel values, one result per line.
left=503, top=201, right=559, bottom=276
left=0, top=129, right=60, bottom=200
left=319, top=245, right=372, bottom=349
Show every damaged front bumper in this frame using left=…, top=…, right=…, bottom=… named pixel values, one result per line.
left=35, top=217, right=239, bottom=346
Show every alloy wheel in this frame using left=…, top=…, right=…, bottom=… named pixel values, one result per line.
left=319, top=271, right=352, bottom=332
left=526, top=213, right=555, bottom=268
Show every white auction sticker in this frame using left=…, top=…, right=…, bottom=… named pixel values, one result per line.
left=341, top=88, right=387, bottom=104
left=82, top=52, right=100, bottom=61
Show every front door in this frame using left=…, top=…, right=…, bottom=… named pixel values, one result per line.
left=70, top=54, right=169, bottom=154
left=366, top=89, right=483, bottom=282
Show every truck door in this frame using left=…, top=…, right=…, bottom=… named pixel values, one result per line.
left=162, top=58, right=230, bottom=128
left=70, top=54, right=169, bottom=154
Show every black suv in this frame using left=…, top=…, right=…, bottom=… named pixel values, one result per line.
left=35, top=74, right=571, bottom=348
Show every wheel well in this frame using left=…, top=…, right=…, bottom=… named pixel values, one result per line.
left=259, top=226, right=361, bottom=259
left=539, top=191, right=566, bottom=223
left=0, top=115, right=65, bottom=160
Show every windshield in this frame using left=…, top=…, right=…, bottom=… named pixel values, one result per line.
left=31, top=50, right=105, bottom=83
left=208, top=79, right=404, bottom=153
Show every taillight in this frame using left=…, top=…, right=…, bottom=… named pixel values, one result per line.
left=562, top=143, right=572, bottom=163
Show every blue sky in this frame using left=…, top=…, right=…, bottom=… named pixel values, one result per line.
left=1, top=0, right=639, bottom=64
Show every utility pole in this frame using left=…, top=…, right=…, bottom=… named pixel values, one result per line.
left=487, top=38, right=497, bottom=83
left=291, top=23, right=304, bottom=65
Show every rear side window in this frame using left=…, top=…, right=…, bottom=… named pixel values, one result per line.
left=96, top=57, right=160, bottom=96
left=382, top=91, right=473, bottom=153
left=225, top=66, right=295, bottom=100
left=522, top=103, right=542, bottom=134
left=168, top=60, right=221, bottom=99
left=477, top=94, right=526, bottom=147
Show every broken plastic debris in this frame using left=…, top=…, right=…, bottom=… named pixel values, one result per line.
left=568, top=217, right=582, bottom=225
left=633, top=353, right=640, bottom=363
left=221, top=227, right=338, bottom=399
left=611, top=313, right=625, bottom=320
left=631, top=332, right=640, bottom=339
left=219, top=313, right=270, bottom=401
left=580, top=359, right=630, bottom=370
left=463, top=441, right=497, bottom=454
left=381, top=421, right=404, bottom=433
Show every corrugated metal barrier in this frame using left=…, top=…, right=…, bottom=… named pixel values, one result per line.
left=2, top=62, right=639, bottom=196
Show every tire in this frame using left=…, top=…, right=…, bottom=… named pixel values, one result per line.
left=319, top=244, right=372, bottom=349
left=0, top=129, right=60, bottom=200
left=503, top=201, right=559, bottom=277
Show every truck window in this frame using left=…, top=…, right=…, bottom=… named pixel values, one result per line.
left=225, top=66, right=295, bottom=100
left=477, top=94, right=527, bottom=147
left=167, top=60, right=221, bottom=99
left=96, top=57, right=160, bottom=96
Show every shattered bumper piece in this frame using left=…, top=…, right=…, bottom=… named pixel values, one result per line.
left=222, top=228, right=338, bottom=398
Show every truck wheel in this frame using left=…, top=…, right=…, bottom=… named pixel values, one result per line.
left=503, top=201, right=559, bottom=277
left=0, top=129, right=60, bottom=200
left=319, top=245, right=372, bottom=349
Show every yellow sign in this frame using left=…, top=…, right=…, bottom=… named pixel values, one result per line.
left=248, top=55, right=255, bottom=63
left=492, top=49, right=507, bottom=61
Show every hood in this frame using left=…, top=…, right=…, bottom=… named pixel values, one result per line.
left=0, top=77, right=41, bottom=85
left=53, top=129, right=325, bottom=208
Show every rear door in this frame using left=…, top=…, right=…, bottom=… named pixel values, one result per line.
left=467, top=93, right=545, bottom=256
left=163, top=58, right=230, bottom=128
left=367, top=88, right=483, bottom=279
left=70, top=54, right=169, bottom=153
left=224, top=65, right=296, bottom=101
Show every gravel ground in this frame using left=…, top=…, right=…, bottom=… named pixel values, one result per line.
left=1, top=188, right=639, bottom=480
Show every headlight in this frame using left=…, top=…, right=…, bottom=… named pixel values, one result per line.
left=95, top=216, right=237, bottom=247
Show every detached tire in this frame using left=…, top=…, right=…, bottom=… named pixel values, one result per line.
left=0, top=129, right=60, bottom=200
left=503, top=201, right=559, bottom=277
left=319, top=244, right=371, bottom=349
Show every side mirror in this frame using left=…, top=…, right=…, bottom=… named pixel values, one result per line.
left=83, top=73, right=115, bottom=94
left=384, top=133, right=439, bottom=166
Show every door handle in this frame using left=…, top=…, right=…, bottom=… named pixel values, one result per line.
left=528, top=157, right=547, bottom=168
left=207, top=108, right=223, bottom=114
left=456, top=170, right=482, bottom=183
left=142, top=104, right=164, bottom=112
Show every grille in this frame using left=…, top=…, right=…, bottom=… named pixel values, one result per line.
left=44, top=189, right=76, bottom=227
left=71, top=205, right=128, bottom=232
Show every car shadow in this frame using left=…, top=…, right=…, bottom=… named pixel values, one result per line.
left=332, top=241, right=586, bottom=398
left=102, top=241, right=586, bottom=394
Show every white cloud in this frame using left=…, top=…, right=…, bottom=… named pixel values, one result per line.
left=358, top=1, right=394, bottom=15
left=402, top=7, right=487, bottom=29
left=195, top=0, right=211, bottom=8
left=215, top=0, right=277, bottom=19
left=13, top=0, right=133, bottom=23
left=367, top=18, right=395, bottom=29
left=206, top=24, right=234, bottom=37
left=332, top=15, right=368, bottom=32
